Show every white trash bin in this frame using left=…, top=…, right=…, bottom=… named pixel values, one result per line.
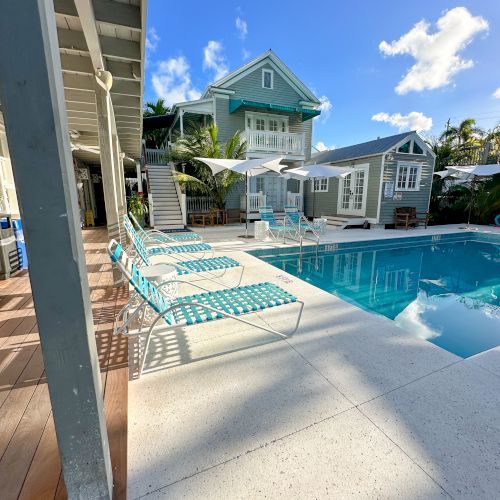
left=254, top=220, right=269, bottom=240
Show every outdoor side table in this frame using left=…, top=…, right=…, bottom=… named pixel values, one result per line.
left=255, top=220, right=269, bottom=240
left=191, top=211, right=210, bottom=227
left=140, top=263, right=178, bottom=301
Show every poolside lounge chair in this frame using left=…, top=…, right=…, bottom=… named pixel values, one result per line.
left=128, top=218, right=244, bottom=285
left=129, top=213, right=202, bottom=244
left=123, top=215, right=214, bottom=260
left=284, top=206, right=325, bottom=236
left=259, top=206, right=300, bottom=241
left=108, top=240, right=304, bottom=376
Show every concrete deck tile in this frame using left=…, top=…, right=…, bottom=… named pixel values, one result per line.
left=128, top=340, right=352, bottom=498
left=360, top=361, right=500, bottom=499
left=145, top=408, right=449, bottom=499
left=466, top=346, right=500, bottom=378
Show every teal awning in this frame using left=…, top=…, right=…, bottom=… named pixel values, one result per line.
left=229, top=99, right=321, bottom=121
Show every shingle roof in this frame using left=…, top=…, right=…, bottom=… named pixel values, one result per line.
left=310, top=131, right=415, bottom=164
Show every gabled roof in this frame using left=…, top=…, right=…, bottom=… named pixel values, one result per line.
left=311, top=131, right=431, bottom=164
left=202, top=50, right=320, bottom=105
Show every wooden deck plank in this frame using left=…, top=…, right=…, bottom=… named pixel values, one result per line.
left=0, top=228, right=128, bottom=499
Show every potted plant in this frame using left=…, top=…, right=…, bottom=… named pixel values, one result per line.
left=128, top=193, right=148, bottom=227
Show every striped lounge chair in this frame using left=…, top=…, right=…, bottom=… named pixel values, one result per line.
left=128, top=213, right=203, bottom=244
left=284, top=206, right=321, bottom=238
left=123, top=214, right=214, bottom=261
left=108, top=240, right=304, bottom=376
left=259, top=206, right=300, bottom=241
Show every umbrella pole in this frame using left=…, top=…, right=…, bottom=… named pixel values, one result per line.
left=239, top=172, right=254, bottom=238
left=312, top=177, right=316, bottom=220
left=467, top=177, right=475, bottom=227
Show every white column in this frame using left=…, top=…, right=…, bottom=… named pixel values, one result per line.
left=179, top=110, right=184, bottom=137
left=136, top=161, right=143, bottom=193
left=0, top=1, right=112, bottom=497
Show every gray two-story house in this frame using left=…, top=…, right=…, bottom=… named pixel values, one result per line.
left=161, top=49, right=321, bottom=221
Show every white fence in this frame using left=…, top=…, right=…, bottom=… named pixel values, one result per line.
left=186, top=196, right=212, bottom=213
left=145, top=148, right=167, bottom=165
left=242, top=130, right=304, bottom=155
left=241, top=192, right=267, bottom=211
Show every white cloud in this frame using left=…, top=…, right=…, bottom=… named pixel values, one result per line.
left=315, top=142, right=336, bottom=152
left=151, top=56, right=201, bottom=106
left=236, top=17, right=248, bottom=40
left=242, top=48, right=251, bottom=60
left=146, top=27, right=160, bottom=52
left=316, top=95, right=332, bottom=123
left=493, top=87, right=500, bottom=99
left=372, top=111, right=433, bottom=133
left=203, top=41, right=229, bottom=81
left=379, top=7, right=488, bottom=94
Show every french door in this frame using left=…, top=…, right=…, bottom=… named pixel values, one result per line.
left=337, top=166, right=368, bottom=216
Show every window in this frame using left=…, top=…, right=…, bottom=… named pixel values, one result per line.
left=269, top=119, right=278, bottom=132
left=262, top=69, right=274, bottom=89
left=412, top=141, right=423, bottom=154
left=312, top=178, right=329, bottom=192
left=256, top=118, right=265, bottom=131
left=396, top=163, right=421, bottom=191
left=398, top=141, right=411, bottom=153
left=397, top=138, right=425, bottom=155
left=256, top=176, right=265, bottom=193
left=245, top=112, right=289, bottom=133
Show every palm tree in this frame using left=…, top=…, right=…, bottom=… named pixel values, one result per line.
left=143, top=98, right=170, bottom=149
left=170, top=123, right=246, bottom=209
left=440, top=118, right=484, bottom=147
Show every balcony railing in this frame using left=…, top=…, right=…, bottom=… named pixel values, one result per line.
left=286, top=192, right=303, bottom=211
left=145, top=148, right=167, bottom=165
left=241, top=192, right=267, bottom=211
left=186, top=196, right=212, bottom=213
left=242, top=130, right=305, bottom=155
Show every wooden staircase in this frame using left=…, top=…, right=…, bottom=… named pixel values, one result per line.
left=147, top=164, right=184, bottom=230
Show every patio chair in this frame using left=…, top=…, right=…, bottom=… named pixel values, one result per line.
left=128, top=213, right=202, bottom=244
left=259, top=206, right=299, bottom=241
left=108, top=240, right=304, bottom=376
left=128, top=219, right=245, bottom=286
left=284, top=205, right=323, bottom=235
left=123, top=215, right=214, bottom=261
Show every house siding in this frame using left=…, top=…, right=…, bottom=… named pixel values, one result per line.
left=379, top=150, right=435, bottom=225
left=214, top=62, right=314, bottom=160
left=304, top=155, right=383, bottom=219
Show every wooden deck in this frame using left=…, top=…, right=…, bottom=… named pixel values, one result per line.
left=0, top=228, right=129, bottom=499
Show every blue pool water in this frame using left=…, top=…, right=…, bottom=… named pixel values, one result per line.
left=255, top=235, right=500, bottom=358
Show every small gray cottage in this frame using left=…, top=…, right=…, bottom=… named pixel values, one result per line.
left=305, top=131, right=436, bottom=228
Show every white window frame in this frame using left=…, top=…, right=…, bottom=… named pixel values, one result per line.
left=396, top=162, right=421, bottom=191
left=262, top=69, right=274, bottom=89
left=245, top=112, right=289, bottom=133
left=311, top=177, right=329, bottom=192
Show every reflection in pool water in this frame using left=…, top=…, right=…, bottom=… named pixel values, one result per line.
left=260, top=239, right=500, bottom=357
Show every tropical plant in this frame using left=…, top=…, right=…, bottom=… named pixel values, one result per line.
left=440, top=118, right=484, bottom=147
left=143, top=98, right=170, bottom=149
left=169, top=124, right=246, bottom=209
left=127, top=192, right=148, bottom=216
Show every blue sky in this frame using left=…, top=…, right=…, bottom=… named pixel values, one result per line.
left=144, top=1, right=500, bottom=151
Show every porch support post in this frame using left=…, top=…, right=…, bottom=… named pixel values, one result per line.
left=0, top=1, right=112, bottom=498
left=299, top=179, right=304, bottom=212
left=180, top=109, right=184, bottom=137
left=136, top=160, right=143, bottom=192
left=113, top=133, right=127, bottom=214
left=95, top=84, right=125, bottom=283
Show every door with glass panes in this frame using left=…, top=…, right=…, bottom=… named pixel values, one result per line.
left=337, top=166, right=368, bottom=216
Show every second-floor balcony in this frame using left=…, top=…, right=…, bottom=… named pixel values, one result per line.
left=242, top=130, right=305, bottom=156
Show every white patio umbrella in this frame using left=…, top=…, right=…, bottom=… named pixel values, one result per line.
left=194, top=156, right=284, bottom=238
left=284, top=164, right=359, bottom=218
left=435, top=164, right=500, bottom=227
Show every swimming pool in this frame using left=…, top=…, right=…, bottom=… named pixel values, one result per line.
left=251, top=233, right=500, bottom=358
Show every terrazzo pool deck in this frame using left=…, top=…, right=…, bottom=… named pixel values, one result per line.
left=128, top=224, right=500, bottom=499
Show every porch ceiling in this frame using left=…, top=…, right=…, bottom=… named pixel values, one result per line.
left=55, top=0, right=145, bottom=163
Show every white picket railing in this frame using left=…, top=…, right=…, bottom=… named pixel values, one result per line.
left=145, top=148, right=167, bottom=165
left=242, top=130, right=305, bottom=155
left=286, top=192, right=303, bottom=211
left=186, top=196, right=212, bottom=213
left=241, top=192, right=267, bottom=211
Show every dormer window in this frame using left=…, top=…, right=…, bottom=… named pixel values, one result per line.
left=397, top=138, right=425, bottom=155
left=262, top=69, right=273, bottom=89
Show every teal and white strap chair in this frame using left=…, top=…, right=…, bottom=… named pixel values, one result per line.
left=258, top=206, right=300, bottom=242
left=108, top=240, right=304, bottom=376
left=128, top=216, right=244, bottom=286
left=284, top=206, right=321, bottom=239
left=123, top=214, right=214, bottom=261
left=129, top=212, right=203, bottom=244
